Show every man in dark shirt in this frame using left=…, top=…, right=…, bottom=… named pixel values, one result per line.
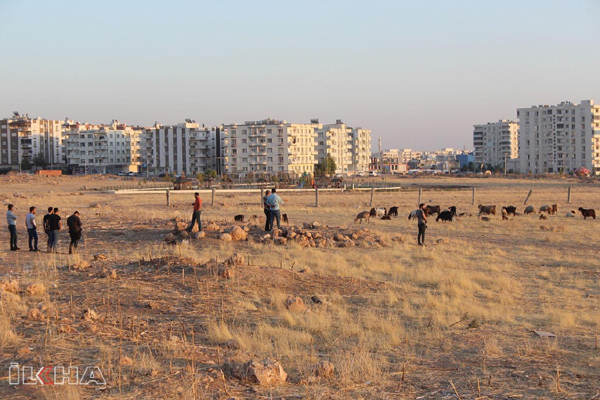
left=43, top=207, right=53, bottom=250
left=416, top=203, right=428, bottom=246
left=47, top=207, right=62, bottom=252
left=67, top=211, right=82, bottom=254
left=262, top=190, right=271, bottom=231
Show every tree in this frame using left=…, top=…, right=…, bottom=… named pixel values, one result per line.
left=20, top=157, right=32, bottom=171
left=314, top=154, right=337, bottom=177
left=33, top=152, right=47, bottom=169
left=205, top=169, right=217, bottom=180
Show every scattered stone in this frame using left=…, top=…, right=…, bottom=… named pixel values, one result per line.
left=225, top=253, right=245, bottom=266
left=147, top=301, right=160, bottom=309
left=164, top=233, right=176, bottom=243
left=89, top=203, right=101, bottom=208
left=220, top=233, right=232, bottom=242
left=436, top=238, right=449, bottom=244
left=205, top=222, right=220, bottom=231
left=224, top=339, right=240, bottom=349
left=72, top=260, right=91, bottom=270
left=286, top=295, right=307, bottom=312
left=218, top=267, right=235, bottom=279
left=180, top=230, right=190, bottom=239
left=229, top=226, right=247, bottom=241
left=58, top=325, right=77, bottom=333
left=0, top=279, right=19, bottom=294
left=94, top=254, right=108, bottom=261
left=230, top=358, right=287, bottom=386
left=468, top=319, right=481, bottom=329
left=173, top=217, right=188, bottom=233
left=274, top=237, right=287, bottom=245
left=25, top=283, right=46, bottom=297
left=192, top=231, right=206, bottom=239
left=312, top=361, right=334, bottom=379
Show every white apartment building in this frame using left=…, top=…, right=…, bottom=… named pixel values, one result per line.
left=350, top=127, right=371, bottom=172
left=142, top=121, right=221, bottom=176
left=0, top=113, right=63, bottom=168
left=473, top=120, right=519, bottom=168
left=223, top=119, right=317, bottom=178
left=398, top=149, right=423, bottom=164
left=65, top=120, right=141, bottom=174
left=315, top=120, right=353, bottom=173
left=517, top=100, right=600, bottom=174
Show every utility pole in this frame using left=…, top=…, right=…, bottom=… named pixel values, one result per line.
left=504, top=153, right=508, bottom=175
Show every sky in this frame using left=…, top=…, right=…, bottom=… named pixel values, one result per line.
left=1, top=0, right=599, bottom=151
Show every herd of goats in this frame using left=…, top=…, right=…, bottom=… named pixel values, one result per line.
left=353, top=204, right=597, bottom=224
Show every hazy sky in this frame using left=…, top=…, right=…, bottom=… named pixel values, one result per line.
left=1, top=0, right=599, bottom=151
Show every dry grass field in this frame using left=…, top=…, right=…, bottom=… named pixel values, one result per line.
left=0, top=174, right=599, bottom=399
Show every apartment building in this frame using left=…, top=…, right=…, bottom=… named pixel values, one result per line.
left=518, top=100, right=600, bottom=174
left=473, top=120, right=519, bottom=168
left=350, top=127, right=371, bottom=172
left=141, top=121, right=221, bottom=176
left=0, top=113, right=63, bottom=168
left=65, top=120, right=141, bottom=174
left=223, top=119, right=317, bottom=178
left=315, top=120, right=352, bottom=173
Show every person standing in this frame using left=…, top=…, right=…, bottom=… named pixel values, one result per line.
left=47, top=207, right=62, bottom=252
left=7, top=204, right=19, bottom=251
left=26, top=206, right=39, bottom=252
left=262, top=189, right=271, bottom=231
left=416, top=203, right=428, bottom=246
left=67, top=211, right=82, bottom=254
left=43, top=207, right=53, bottom=250
left=266, top=188, right=284, bottom=230
left=186, top=192, right=202, bottom=232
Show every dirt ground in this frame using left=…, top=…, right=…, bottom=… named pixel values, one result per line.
left=0, top=174, right=599, bottom=399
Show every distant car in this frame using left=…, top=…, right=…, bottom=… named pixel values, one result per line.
left=355, top=171, right=367, bottom=177
left=368, top=171, right=378, bottom=177
left=158, top=173, right=166, bottom=178
left=117, top=171, right=125, bottom=176
left=127, top=172, right=137, bottom=177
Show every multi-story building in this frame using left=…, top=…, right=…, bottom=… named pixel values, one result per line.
left=473, top=120, right=519, bottom=168
left=141, top=121, right=222, bottom=176
left=65, top=120, right=141, bottom=174
left=350, top=127, right=371, bottom=173
left=0, top=113, right=63, bottom=168
left=223, top=119, right=317, bottom=178
left=315, top=120, right=352, bottom=173
left=517, top=100, right=600, bottom=174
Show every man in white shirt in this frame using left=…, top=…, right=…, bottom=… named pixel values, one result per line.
left=26, top=206, right=39, bottom=252
left=7, top=204, right=19, bottom=251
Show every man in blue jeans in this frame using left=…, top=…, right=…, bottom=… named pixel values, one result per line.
left=186, top=192, right=202, bottom=232
left=266, top=188, right=284, bottom=230
left=7, top=204, right=19, bottom=251
left=26, top=206, right=39, bottom=252
left=47, top=207, right=62, bottom=252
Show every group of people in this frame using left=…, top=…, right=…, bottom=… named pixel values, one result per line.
left=6, top=204, right=83, bottom=254
left=262, top=188, right=284, bottom=231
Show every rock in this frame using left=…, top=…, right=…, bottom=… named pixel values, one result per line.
left=192, top=231, right=206, bottom=239
left=303, top=222, right=312, bottom=229
left=311, top=221, right=322, bottom=229
left=219, top=267, right=234, bottom=279
left=164, top=233, right=176, bottom=243
left=0, top=279, right=19, bottom=294
left=337, top=240, right=355, bottom=248
left=230, top=358, right=287, bottom=386
left=220, top=233, right=232, bottom=242
left=173, top=217, right=188, bottom=233
left=272, top=228, right=282, bottom=238
left=286, top=295, right=307, bottom=312
left=205, top=222, right=220, bottom=231
left=72, top=260, right=91, bottom=270
left=82, top=308, right=98, bottom=321
left=333, top=233, right=345, bottom=242
left=180, top=230, right=190, bottom=239
left=94, top=254, right=107, bottom=261
left=25, top=283, right=46, bottom=297
left=224, top=339, right=240, bottom=349
left=58, top=324, right=77, bottom=333
left=230, top=226, right=247, bottom=241
left=312, top=361, right=334, bottom=379
left=147, top=301, right=160, bottom=309
left=391, top=236, right=404, bottom=242
left=436, top=238, right=449, bottom=244
left=226, top=253, right=245, bottom=266
left=274, top=237, right=287, bottom=245
left=27, top=308, right=44, bottom=321
left=263, top=234, right=271, bottom=240
left=89, top=203, right=101, bottom=208
left=296, top=236, right=309, bottom=247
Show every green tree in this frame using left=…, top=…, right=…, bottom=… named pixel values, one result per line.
left=205, top=169, right=217, bottom=179
left=314, top=154, right=336, bottom=176
left=33, top=152, right=47, bottom=169
left=21, top=157, right=32, bottom=171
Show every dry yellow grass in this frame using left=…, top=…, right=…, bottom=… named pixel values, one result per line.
left=0, top=174, right=598, bottom=398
